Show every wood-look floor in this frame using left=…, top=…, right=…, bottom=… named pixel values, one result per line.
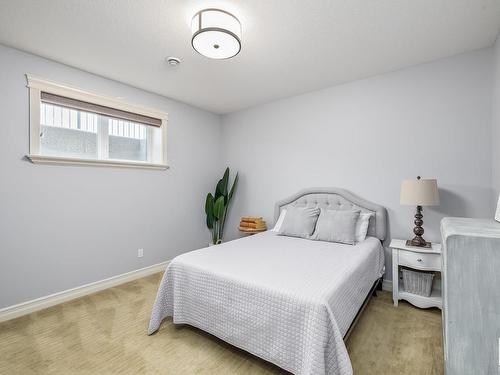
left=0, top=273, right=443, bottom=374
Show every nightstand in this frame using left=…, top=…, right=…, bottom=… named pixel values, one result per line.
left=390, top=239, right=442, bottom=309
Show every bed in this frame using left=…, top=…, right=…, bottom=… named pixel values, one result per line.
left=148, top=188, right=387, bottom=375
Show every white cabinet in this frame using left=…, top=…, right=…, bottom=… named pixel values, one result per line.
left=441, top=218, right=500, bottom=375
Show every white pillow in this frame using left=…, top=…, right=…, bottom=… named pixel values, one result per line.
left=278, top=207, right=321, bottom=238
left=355, top=213, right=373, bottom=243
left=310, top=208, right=360, bottom=245
left=271, top=209, right=287, bottom=232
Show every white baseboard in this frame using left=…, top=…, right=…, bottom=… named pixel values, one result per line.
left=382, top=279, right=393, bottom=292
left=0, top=261, right=169, bottom=323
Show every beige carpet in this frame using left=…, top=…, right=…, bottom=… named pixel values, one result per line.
left=0, top=273, right=443, bottom=374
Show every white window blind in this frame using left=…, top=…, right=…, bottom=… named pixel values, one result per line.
left=40, top=92, right=162, bottom=127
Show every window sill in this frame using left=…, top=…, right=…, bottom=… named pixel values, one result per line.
left=26, top=154, right=169, bottom=170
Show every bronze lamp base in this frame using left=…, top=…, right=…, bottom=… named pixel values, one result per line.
left=406, top=205, right=431, bottom=248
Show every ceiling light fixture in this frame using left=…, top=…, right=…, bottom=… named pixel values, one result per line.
left=191, top=8, right=241, bottom=59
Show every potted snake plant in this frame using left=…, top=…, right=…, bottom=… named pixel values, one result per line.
left=205, top=167, right=238, bottom=245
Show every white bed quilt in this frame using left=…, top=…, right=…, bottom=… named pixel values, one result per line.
left=149, top=232, right=384, bottom=375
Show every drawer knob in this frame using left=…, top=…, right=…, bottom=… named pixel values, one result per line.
left=417, top=258, right=423, bottom=262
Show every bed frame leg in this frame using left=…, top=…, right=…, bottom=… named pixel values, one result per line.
left=372, top=278, right=383, bottom=297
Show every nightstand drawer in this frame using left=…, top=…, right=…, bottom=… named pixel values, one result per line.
left=398, top=250, right=440, bottom=270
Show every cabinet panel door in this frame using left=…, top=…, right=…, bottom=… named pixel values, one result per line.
left=444, top=235, right=500, bottom=375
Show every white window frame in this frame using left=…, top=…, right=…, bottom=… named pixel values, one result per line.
left=26, top=74, right=168, bottom=170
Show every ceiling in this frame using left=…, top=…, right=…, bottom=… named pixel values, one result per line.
left=1, top=0, right=500, bottom=114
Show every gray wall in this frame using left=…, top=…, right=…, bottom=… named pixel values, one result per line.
left=492, top=36, right=500, bottom=198
left=0, top=43, right=496, bottom=308
left=0, top=45, right=222, bottom=308
left=222, top=48, right=494, bottom=282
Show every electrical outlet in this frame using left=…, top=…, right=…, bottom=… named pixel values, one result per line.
left=137, top=248, right=144, bottom=258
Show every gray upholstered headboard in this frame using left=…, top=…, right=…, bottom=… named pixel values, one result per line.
left=274, top=187, right=387, bottom=241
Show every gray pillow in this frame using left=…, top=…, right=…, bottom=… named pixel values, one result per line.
left=278, top=206, right=320, bottom=238
left=310, top=209, right=361, bottom=245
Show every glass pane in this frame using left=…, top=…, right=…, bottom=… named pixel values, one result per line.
left=40, top=103, right=98, bottom=159
left=108, top=118, right=148, bottom=162
left=39, top=102, right=158, bottom=164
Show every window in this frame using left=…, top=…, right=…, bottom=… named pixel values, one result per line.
left=27, top=75, right=168, bottom=169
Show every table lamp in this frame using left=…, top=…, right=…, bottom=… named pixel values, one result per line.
left=400, top=176, right=439, bottom=248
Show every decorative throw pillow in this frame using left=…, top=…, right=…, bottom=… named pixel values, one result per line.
left=278, top=206, right=320, bottom=238
left=355, top=212, right=373, bottom=243
left=311, top=209, right=361, bottom=245
left=271, top=209, right=287, bottom=232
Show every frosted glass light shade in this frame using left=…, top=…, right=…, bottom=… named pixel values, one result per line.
left=191, top=9, right=241, bottom=59
left=400, top=178, right=439, bottom=206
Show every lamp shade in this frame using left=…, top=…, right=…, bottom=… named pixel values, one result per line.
left=191, top=9, right=241, bottom=59
left=400, top=178, right=439, bottom=206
